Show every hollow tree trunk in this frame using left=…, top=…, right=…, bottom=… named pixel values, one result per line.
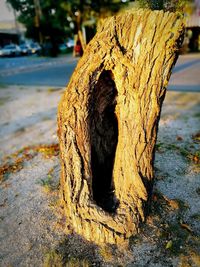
left=58, top=9, right=184, bottom=245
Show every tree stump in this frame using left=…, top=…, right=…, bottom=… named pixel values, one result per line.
left=58, top=9, right=184, bottom=245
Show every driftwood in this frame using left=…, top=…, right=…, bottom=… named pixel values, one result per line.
left=58, top=9, right=184, bottom=244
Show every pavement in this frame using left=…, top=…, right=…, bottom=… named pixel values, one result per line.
left=0, top=54, right=78, bottom=87
left=0, top=53, right=199, bottom=91
left=0, top=54, right=77, bottom=77
left=168, top=53, right=200, bottom=92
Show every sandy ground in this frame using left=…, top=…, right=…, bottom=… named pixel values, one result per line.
left=0, top=85, right=200, bottom=267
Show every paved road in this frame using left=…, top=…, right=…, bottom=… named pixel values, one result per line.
left=0, top=54, right=78, bottom=87
left=168, top=54, right=200, bottom=92
left=0, top=53, right=199, bottom=91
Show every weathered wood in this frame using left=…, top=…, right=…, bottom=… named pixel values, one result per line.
left=58, top=9, right=184, bottom=244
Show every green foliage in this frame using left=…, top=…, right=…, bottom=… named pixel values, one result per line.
left=6, top=0, right=72, bottom=56
left=6, top=0, right=128, bottom=56
left=137, top=0, right=164, bottom=10
left=43, top=250, right=91, bottom=267
left=136, top=0, right=194, bottom=12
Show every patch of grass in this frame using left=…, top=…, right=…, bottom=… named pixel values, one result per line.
left=179, top=148, right=190, bottom=158
left=0, top=153, right=34, bottom=182
left=53, top=235, right=100, bottom=266
left=159, top=142, right=200, bottom=164
left=4, top=143, right=59, bottom=161
left=47, top=88, right=62, bottom=93
left=34, top=144, right=59, bottom=158
left=194, top=112, right=200, bottom=118
left=165, top=144, right=190, bottom=158
left=43, top=242, right=92, bottom=267
left=38, top=175, right=52, bottom=187
left=38, top=168, right=59, bottom=192
left=0, top=96, right=10, bottom=106
left=0, top=143, right=59, bottom=183
left=155, top=142, right=164, bottom=152
left=183, top=116, right=189, bottom=122
left=0, top=84, right=8, bottom=89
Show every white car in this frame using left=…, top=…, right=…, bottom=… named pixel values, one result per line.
left=0, top=46, right=10, bottom=57
left=0, top=44, right=21, bottom=57
left=30, top=43, right=41, bottom=54
left=66, top=39, right=75, bottom=48
left=19, top=44, right=32, bottom=55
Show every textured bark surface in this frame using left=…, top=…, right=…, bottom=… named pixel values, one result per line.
left=58, top=9, right=184, bottom=245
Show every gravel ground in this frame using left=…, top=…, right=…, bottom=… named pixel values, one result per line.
left=0, top=85, right=199, bottom=267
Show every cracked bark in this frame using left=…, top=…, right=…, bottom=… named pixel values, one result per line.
left=57, top=9, right=184, bottom=245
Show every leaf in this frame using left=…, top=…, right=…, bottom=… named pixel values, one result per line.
left=166, top=240, right=173, bottom=249
left=180, top=223, right=193, bottom=233
left=176, top=136, right=183, bottom=141
left=168, top=199, right=180, bottom=210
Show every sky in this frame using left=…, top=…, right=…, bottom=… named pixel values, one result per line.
left=0, top=0, right=15, bottom=22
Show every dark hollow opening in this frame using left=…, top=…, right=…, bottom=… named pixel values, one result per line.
left=90, top=70, right=119, bottom=213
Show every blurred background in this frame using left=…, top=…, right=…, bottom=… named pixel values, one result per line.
left=0, top=0, right=200, bottom=57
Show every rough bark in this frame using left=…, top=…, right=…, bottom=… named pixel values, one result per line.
left=57, top=9, right=184, bottom=245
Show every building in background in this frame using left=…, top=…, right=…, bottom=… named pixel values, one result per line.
left=0, top=0, right=25, bottom=46
left=185, top=0, right=200, bottom=52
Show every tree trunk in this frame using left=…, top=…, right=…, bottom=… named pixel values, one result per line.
left=57, top=9, right=184, bottom=245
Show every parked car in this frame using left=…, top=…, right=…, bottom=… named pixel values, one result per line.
left=66, top=39, right=74, bottom=48
left=19, top=44, right=32, bottom=55
left=59, top=43, right=67, bottom=52
left=0, top=45, right=12, bottom=57
left=0, top=47, right=5, bottom=57
left=0, top=44, right=21, bottom=57
left=30, top=43, right=41, bottom=54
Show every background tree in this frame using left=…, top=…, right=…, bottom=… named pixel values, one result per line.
left=60, top=0, right=130, bottom=48
left=6, top=0, right=129, bottom=56
left=136, top=0, right=195, bottom=12
left=6, top=0, right=72, bottom=56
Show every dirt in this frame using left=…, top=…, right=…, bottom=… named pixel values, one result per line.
left=0, top=85, right=200, bottom=267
